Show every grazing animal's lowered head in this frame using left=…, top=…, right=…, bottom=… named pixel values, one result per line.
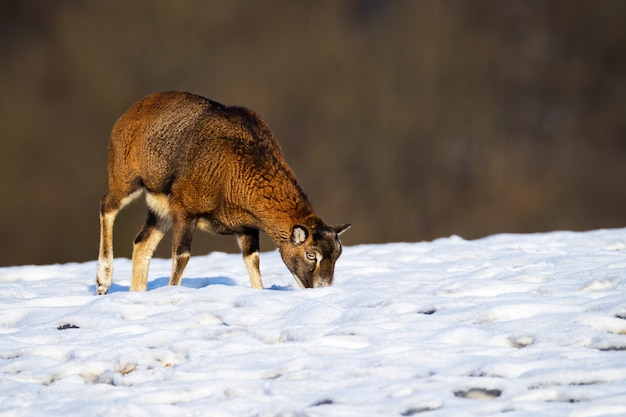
left=280, top=221, right=351, bottom=288
left=95, top=91, right=350, bottom=294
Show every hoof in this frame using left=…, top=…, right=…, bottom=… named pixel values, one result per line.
left=96, top=284, right=109, bottom=295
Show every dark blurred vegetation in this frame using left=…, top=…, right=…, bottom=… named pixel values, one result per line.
left=1, top=0, right=626, bottom=266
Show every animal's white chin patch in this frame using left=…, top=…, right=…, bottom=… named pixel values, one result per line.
left=292, top=274, right=305, bottom=289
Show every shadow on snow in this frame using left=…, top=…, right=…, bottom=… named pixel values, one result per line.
left=92, top=276, right=237, bottom=294
left=90, top=276, right=295, bottom=294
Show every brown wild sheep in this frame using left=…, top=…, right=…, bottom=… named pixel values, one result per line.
left=96, top=91, right=350, bottom=294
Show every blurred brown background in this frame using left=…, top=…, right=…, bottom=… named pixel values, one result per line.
left=1, top=0, right=626, bottom=267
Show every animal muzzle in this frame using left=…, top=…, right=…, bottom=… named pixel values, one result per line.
left=291, top=274, right=333, bottom=288
left=312, top=275, right=333, bottom=288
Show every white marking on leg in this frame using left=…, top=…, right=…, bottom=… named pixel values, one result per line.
left=96, top=190, right=142, bottom=295
left=170, top=252, right=191, bottom=286
left=120, top=189, right=144, bottom=207
left=146, top=193, right=172, bottom=223
left=244, top=251, right=263, bottom=289
left=96, top=211, right=117, bottom=295
left=131, top=227, right=166, bottom=292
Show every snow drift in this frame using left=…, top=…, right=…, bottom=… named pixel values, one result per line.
left=2, top=229, right=626, bottom=416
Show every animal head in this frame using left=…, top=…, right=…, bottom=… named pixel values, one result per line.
left=279, top=221, right=351, bottom=288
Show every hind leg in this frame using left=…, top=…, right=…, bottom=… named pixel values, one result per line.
left=96, top=189, right=142, bottom=295
left=130, top=194, right=172, bottom=291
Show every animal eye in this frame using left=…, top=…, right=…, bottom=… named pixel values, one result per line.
left=306, top=252, right=316, bottom=261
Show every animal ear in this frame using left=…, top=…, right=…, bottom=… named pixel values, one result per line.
left=291, top=225, right=308, bottom=245
left=333, top=223, right=351, bottom=235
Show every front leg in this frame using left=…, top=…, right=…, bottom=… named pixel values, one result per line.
left=237, top=228, right=263, bottom=289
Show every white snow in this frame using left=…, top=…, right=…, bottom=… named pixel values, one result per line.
left=2, top=229, right=626, bottom=416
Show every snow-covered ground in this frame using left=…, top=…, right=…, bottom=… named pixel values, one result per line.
left=2, top=229, right=626, bottom=416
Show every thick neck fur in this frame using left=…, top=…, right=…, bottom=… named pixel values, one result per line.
left=246, top=167, right=318, bottom=243
left=218, top=105, right=318, bottom=243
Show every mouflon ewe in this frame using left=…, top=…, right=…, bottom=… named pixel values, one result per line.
left=96, top=92, right=350, bottom=294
